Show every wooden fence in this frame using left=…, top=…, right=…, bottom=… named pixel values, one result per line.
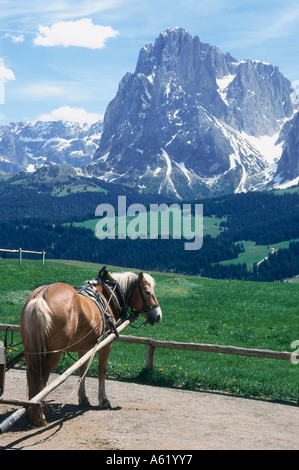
left=0, top=323, right=298, bottom=369
left=115, top=335, right=299, bottom=369
left=0, top=248, right=46, bottom=265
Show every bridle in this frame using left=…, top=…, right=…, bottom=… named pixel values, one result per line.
left=97, top=266, right=160, bottom=318
left=126, top=279, right=160, bottom=315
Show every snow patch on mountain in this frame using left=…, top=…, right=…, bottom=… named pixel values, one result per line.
left=241, top=132, right=283, bottom=165
left=216, top=74, right=236, bottom=106
left=159, top=149, right=182, bottom=199
left=174, top=161, right=192, bottom=186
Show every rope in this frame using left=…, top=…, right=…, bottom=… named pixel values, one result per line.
left=59, top=342, right=98, bottom=410
left=23, top=317, right=103, bottom=356
left=129, top=317, right=148, bottom=329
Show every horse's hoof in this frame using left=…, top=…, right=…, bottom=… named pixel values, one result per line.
left=79, top=397, right=91, bottom=407
left=27, top=411, right=47, bottom=427
left=30, top=417, right=47, bottom=427
left=99, top=398, right=111, bottom=410
left=37, top=419, right=47, bottom=427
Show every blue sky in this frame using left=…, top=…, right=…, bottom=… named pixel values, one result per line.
left=0, top=0, right=298, bottom=124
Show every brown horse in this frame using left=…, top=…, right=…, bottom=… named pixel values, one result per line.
left=20, top=270, right=162, bottom=427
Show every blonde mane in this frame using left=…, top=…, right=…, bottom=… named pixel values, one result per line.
left=111, top=271, right=155, bottom=294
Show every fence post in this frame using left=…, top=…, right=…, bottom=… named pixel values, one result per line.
left=42, top=251, right=46, bottom=266
left=146, top=344, right=155, bottom=369
left=18, top=248, right=22, bottom=265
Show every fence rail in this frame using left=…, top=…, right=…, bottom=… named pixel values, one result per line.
left=115, top=335, right=298, bottom=368
left=0, top=248, right=46, bottom=265
left=0, top=323, right=297, bottom=369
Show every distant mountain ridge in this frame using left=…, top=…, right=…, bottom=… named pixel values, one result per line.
left=0, top=120, right=103, bottom=173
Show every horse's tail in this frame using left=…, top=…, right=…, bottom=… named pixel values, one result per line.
left=22, top=297, right=53, bottom=398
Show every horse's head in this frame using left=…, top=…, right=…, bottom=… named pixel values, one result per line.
left=128, top=272, right=162, bottom=325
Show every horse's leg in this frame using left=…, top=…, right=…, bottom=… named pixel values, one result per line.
left=98, top=342, right=113, bottom=409
left=78, top=352, right=90, bottom=406
left=27, top=351, right=62, bottom=427
left=43, top=351, right=62, bottom=385
left=26, top=358, right=47, bottom=427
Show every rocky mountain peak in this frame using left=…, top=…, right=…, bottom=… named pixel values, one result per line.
left=91, top=28, right=298, bottom=199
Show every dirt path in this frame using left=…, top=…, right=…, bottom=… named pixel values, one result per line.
left=0, top=368, right=298, bottom=450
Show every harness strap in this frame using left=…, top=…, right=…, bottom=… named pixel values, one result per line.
left=97, top=266, right=128, bottom=319
left=34, top=285, right=50, bottom=299
left=75, top=283, right=120, bottom=338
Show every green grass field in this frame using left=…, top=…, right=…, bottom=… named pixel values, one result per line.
left=220, top=239, right=299, bottom=270
left=0, top=258, right=298, bottom=403
left=71, top=215, right=226, bottom=238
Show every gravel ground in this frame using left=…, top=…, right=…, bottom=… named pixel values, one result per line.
left=1, top=367, right=298, bottom=450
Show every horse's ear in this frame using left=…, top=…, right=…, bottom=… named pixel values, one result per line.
left=138, top=272, right=144, bottom=282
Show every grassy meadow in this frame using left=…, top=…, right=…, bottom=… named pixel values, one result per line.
left=0, top=257, right=298, bottom=403
left=220, top=239, right=299, bottom=270
left=71, top=214, right=225, bottom=238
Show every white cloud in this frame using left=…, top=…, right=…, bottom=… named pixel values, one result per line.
left=38, top=105, right=102, bottom=123
left=0, top=58, right=15, bottom=83
left=0, top=1, right=122, bottom=23
left=33, top=18, right=119, bottom=49
left=4, top=32, right=24, bottom=43
left=0, top=58, right=15, bottom=103
left=20, top=79, right=102, bottom=103
left=292, top=80, right=299, bottom=92
left=22, top=82, right=67, bottom=99
left=261, top=8, right=299, bottom=40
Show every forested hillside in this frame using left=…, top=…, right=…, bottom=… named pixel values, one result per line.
left=0, top=170, right=298, bottom=282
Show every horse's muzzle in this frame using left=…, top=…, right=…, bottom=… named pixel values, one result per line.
left=147, top=306, right=162, bottom=325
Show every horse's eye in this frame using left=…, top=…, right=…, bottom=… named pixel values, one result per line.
left=145, top=290, right=151, bottom=295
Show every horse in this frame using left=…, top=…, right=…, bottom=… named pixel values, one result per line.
left=20, top=269, right=162, bottom=427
